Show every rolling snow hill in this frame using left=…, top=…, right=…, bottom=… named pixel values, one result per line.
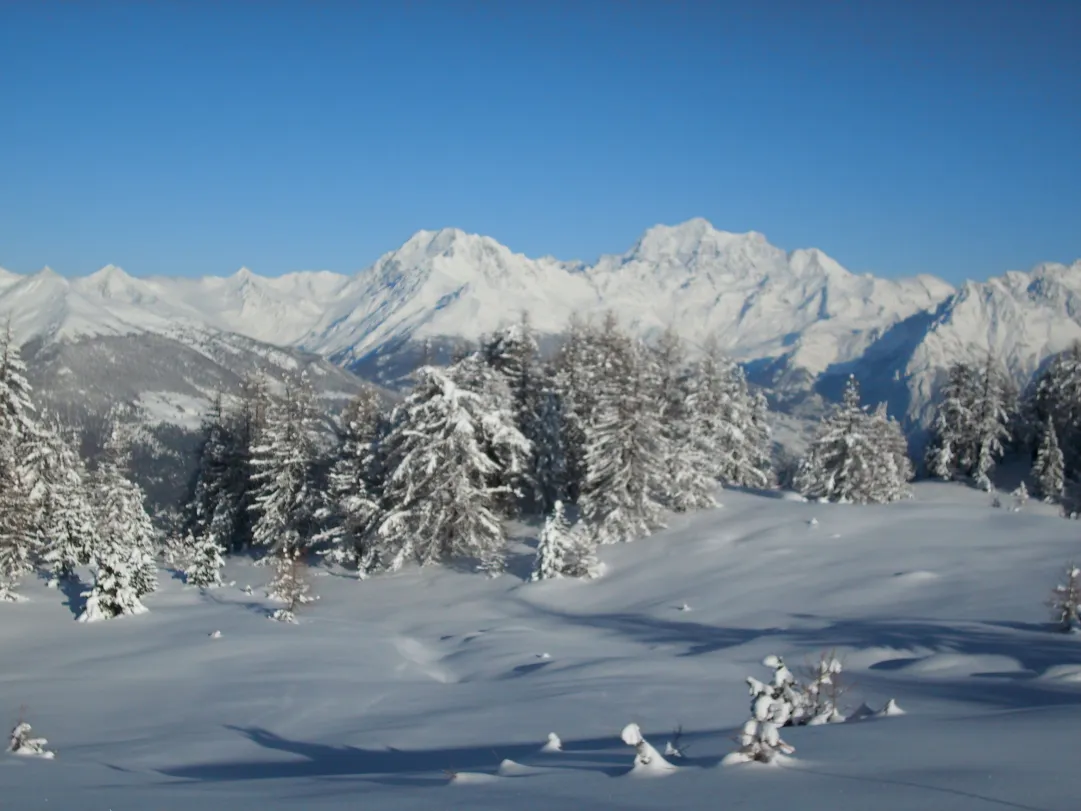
left=3, top=483, right=1081, bottom=810
left=2, top=219, right=1078, bottom=430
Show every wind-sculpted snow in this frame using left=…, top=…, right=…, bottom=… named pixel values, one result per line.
left=3, top=484, right=1081, bottom=809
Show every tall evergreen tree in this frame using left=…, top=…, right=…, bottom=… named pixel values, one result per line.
left=179, top=392, right=234, bottom=585
left=1029, top=341, right=1081, bottom=480
left=925, top=356, right=1014, bottom=488
left=553, top=314, right=601, bottom=503
left=376, top=366, right=526, bottom=574
left=0, top=327, right=40, bottom=601
left=795, top=376, right=911, bottom=504
left=651, top=328, right=717, bottom=512
left=27, top=418, right=98, bottom=583
left=88, top=424, right=159, bottom=601
left=531, top=368, right=569, bottom=513
left=579, top=318, right=666, bottom=543
left=695, top=335, right=773, bottom=488
left=1032, top=415, right=1065, bottom=503
left=449, top=352, right=533, bottom=517
left=319, top=388, right=385, bottom=570
left=249, top=373, right=321, bottom=560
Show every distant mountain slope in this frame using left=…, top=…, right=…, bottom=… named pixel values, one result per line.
left=2, top=219, right=1077, bottom=436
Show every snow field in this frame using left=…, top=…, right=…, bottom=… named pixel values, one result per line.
left=4, top=483, right=1081, bottom=810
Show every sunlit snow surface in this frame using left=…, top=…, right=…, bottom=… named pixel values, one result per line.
left=4, top=483, right=1081, bottom=810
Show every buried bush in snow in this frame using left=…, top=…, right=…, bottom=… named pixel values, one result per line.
left=7, top=722, right=54, bottom=759
left=540, top=732, right=562, bottom=753
left=664, top=726, right=686, bottom=758
left=267, top=551, right=313, bottom=624
left=620, top=723, right=676, bottom=773
left=723, top=655, right=797, bottom=765
left=793, top=650, right=847, bottom=725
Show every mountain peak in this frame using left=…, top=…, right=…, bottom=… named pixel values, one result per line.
left=627, top=219, right=768, bottom=264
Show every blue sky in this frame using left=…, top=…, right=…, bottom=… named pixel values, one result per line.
left=1, top=1, right=1078, bottom=282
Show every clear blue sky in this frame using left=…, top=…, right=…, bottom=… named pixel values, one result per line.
left=1, top=1, right=1078, bottom=282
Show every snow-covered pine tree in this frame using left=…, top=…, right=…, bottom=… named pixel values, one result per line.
left=90, top=425, right=159, bottom=599
left=553, top=314, right=602, bottom=503
left=449, top=352, right=533, bottom=517
left=795, top=377, right=910, bottom=503
left=319, top=388, right=385, bottom=570
left=531, top=500, right=572, bottom=581
left=1029, top=341, right=1081, bottom=480
left=376, top=366, right=526, bottom=574
left=694, top=334, right=773, bottom=488
left=178, top=392, right=235, bottom=587
left=267, top=548, right=312, bottom=622
left=1032, top=416, right=1065, bottom=503
left=530, top=369, right=569, bottom=514
left=249, top=372, right=322, bottom=561
left=925, top=362, right=978, bottom=480
left=229, top=371, right=272, bottom=552
left=925, top=356, right=1014, bottom=488
left=78, top=536, right=150, bottom=622
left=724, top=655, right=798, bottom=765
left=579, top=316, right=667, bottom=543
left=0, top=326, right=40, bottom=601
left=650, top=328, right=717, bottom=512
left=972, top=354, right=1015, bottom=490
left=29, top=418, right=98, bottom=583
left=1049, top=563, right=1081, bottom=633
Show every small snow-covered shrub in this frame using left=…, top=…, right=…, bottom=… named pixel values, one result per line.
left=1049, top=563, right=1081, bottom=632
left=724, top=655, right=798, bottom=765
left=620, top=723, right=675, bottom=773
left=7, top=721, right=55, bottom=758
left=540, top=732, right=562, bottom=753
left=267, top=552, right=313, bottom=623
left=793, top=650, right=847, bottom=725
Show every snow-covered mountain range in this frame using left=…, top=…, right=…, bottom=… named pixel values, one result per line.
left=3, top=219, right=1078, bottom=430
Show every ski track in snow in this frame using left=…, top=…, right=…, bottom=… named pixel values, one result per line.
left=3, top=483, right=1081, bottom=810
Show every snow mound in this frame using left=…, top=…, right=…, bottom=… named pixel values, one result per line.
left=447, top=770, right=500, bottom=785
left=1039, top=664, right=1081, bottom=683
left=540, top=732, right=562, bottom=753
left=899, top=653, right=1024, bottom=676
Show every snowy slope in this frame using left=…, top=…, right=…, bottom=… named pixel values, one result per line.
left=4, top=483, right=1081, bottom=809
left=852, top=259, right=1081, bottom=428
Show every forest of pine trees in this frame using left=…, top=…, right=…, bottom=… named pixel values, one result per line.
left=179, top=312, right=779, bottom=580
left=8, top=306, right=1076, bottom=619
left=0, top=327, right=159, bottom=616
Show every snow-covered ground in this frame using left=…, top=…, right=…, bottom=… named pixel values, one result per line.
left=4, top=483, right=1081, bottom=810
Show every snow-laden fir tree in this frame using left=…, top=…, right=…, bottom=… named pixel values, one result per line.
left=318, top=388, right=385, bottom=571
left=1032, top=415, right=1066, bottom=503
left=376, top=366, right=528, bottom=574
left=78, top=536, right=150, bottom=622
left=531, top=500, right=573, bottom=581
left=696, top=334, right=773, bottom=489
left=267, top=548, right=312, bottom=622
left=530, top=373, right=569, bottom=514
left=553, top=314, right=602, bottom=503
left=1028, top=341, right=1081, bottom=479
left=449, top=352, right=533, bottom=517
left=578, top=315, right=666, bottom=543
left=0, top=326, right=40, bottom=601
left=249, top=373, right=322, bottom=561
left=228, top=371, right=272, bottom=552
left=28, top=419, right=98, bottom=584
left=795, top=377, right=912, bottom=503
left=650, top=328, right=717, bottom=512
left=1049, top=563, right=1081, bottom=633
left=89, top=426, right=159, bottom=600
left=179, top=392, right=236, bottom=587
left=724, top=655, right=798, bottom=765
left=925, top=356, right=1014, bottom=488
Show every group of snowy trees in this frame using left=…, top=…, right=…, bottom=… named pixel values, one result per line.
left=180, top=313, right=775, bottom=583
left=0, top=328, right=157, bottom=619
left=794, top=376, right=913, bottom=504
left=924, top=344, right=1081, bottom=508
